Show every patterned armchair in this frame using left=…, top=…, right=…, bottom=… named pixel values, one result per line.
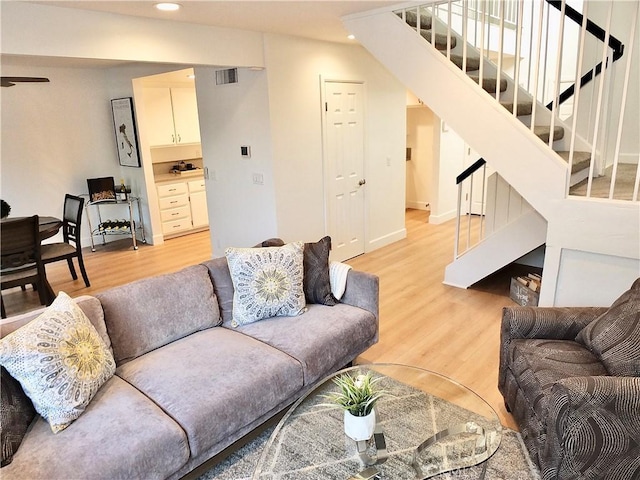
left=499, top=278, right=640, bottom=480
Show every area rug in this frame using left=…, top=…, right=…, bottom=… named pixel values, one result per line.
left=197, top=425, right=541, bottom=480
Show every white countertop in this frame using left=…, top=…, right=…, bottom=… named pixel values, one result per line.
left=155, top=170, right=205, bottom=184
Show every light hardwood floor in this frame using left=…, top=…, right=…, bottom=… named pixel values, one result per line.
left=2, top=209, right=518, bottom=429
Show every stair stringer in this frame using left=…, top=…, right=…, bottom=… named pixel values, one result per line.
left=443, top=209, right=547, bottom=288
left=343, top=10, right=567, bottom=220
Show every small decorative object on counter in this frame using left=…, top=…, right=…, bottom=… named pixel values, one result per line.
left=320, top=371, right=387, bottom=442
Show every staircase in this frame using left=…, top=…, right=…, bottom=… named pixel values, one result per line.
left=343, top=1, right=640, bottom=306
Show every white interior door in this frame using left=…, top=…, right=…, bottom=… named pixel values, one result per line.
left=462, top=144, right=492, bottom=215
left=323, top=81, right=365, bottom=261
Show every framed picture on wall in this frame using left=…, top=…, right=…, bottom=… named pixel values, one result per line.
left=111, top=97, right=141, bottom=167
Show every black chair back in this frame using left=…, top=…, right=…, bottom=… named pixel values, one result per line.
left=62, top=194, right=84, bottom=249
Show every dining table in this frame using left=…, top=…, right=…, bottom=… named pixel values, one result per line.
left=38, top=216, right=63, bottom=240
left=0, top=215, right=62, bottom=310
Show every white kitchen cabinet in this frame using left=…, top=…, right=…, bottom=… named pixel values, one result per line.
left=144, top=87, right=201, bottom=147
left=188, top=179, right=209, bottom=228
left=157, top=182, right=192, bottom=236
left=144, top=88, right=176, bottom=147
left=171, top=88, right=201, bottom=144
left=156, top=178, right=209, bottom=237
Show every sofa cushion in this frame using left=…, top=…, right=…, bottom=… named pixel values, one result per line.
left=304, top=236, right=337, bottom=306
left=225, top=243, right=306, bottom=327
left=0, top=366, right=36, bottom=467
left=508, top=339, right=608, bottom=421
left=0, top=375, right=189, bottom=480
left=97, top=265, right=220, bottom=364
left=0, top=292, right=116, bottom=433
left=233, top=303, right=377, bottom=385
left=116, top=328, right=304, bottom=458
left=576, top=277, right=640, bottom=377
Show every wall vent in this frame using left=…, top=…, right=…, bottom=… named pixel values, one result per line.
left=215, top=68, right=238, bottom=85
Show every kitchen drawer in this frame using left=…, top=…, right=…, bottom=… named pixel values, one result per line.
left=162, top=218, right=192, bottom=235
left=160, top=205, right=191, bottom=222
left=157, top=182, right=188, bottom=198
left=159, top=193, right=189, bottom=210
left=188, top=179, right=206, bottom=193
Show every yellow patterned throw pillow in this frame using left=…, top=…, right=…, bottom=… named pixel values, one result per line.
left=0, top=292, right=115, bottom=433
left=226, top=242, right=306, bottom=327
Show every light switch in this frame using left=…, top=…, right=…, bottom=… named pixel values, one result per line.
left=252, top=173, right=264, bottom=185
left=241, top=146, right=251, bottom=158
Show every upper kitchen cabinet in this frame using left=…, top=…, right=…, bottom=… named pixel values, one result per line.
left=144, top=87, right=201, bottom=147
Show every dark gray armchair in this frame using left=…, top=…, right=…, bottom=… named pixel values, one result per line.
left=499, top=278, right=640, bottom=480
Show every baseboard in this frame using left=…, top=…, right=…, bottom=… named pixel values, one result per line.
left=405, top=201, right=429, bottom=210
left=428, top=209, right=456, bottom=225
left=367, top=227, right=406, bottom=252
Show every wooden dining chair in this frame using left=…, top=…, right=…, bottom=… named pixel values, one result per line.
left=41, top=194, right=91, bottom=287
left=0, top=215, right=50, bottom=318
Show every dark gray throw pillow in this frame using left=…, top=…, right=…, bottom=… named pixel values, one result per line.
left=1, top=366, right=36, bottom=466
left=575, top=277, right=640, bottom=377
left=304, top=236, right=337, bottom=306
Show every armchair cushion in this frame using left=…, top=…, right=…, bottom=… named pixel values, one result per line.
left=576, top=277, right=640, bottom=377
left=509, top=339, right=607, bottom=420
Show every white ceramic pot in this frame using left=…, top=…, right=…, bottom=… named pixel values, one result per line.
left=344, top=408, right=376, bottom=441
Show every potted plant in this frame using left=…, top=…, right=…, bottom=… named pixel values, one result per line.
left=321, top=371, right=387, bottom=441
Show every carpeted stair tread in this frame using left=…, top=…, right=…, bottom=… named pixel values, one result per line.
left=500, top=100, right=533, bottom=116
left=557, top=150, right=592, bottom=174
left=468, top=74, right=507, bottom=93
left=401, top=10, right=433, bottom=30
left=534, top=125, right=564, bottom=143
left=420, top=29, right=456, bottom=50
left=449, top=53, right=481, bottom=71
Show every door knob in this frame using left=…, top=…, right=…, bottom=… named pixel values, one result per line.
left=358, top=179, right=366, bottom=186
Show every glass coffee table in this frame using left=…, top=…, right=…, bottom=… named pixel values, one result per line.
left=253, top=364, right=502, bottom=479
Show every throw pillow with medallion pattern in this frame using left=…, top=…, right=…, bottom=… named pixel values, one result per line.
left=0, top=292, right=116, bottom=434
left=226, top=242, right=306, bottom=327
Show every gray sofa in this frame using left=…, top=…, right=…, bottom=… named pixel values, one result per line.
left=0, top=255, right=379, bottom=479
left=499, top=278, right=640, bottom=480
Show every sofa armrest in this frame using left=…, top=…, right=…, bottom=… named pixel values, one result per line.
left=340, top=270, right=379, bottom=322
left=543, top=376, right=640, bottom=479
left=499, top=306, right=606, bottom=389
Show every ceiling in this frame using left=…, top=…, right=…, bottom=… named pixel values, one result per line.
left=30, top=1, right=401, bottom=44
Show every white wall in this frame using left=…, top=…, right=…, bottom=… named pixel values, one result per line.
left=195, top=66, right=279, bottom=256
left=0, top=59, right=194, bottom=246
left=406, top=107, right=434, bottom=211
left=262, top=34, right=407, bottom=253
left=0, top=64, right=115, bottom=237
left=430, top=122, right=465, bottom=224
left=1, top=2, right=408, bottom=261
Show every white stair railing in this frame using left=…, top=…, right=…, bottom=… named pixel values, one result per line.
left=396, top=0, right=639, bottom=204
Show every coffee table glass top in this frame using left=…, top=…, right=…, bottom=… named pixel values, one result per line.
left=253, top=364, right=502, bottom=479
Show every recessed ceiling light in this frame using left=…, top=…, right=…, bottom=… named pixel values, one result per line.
left=155, top=3, right=181, bottom=12
left=347, top=34, right=356, bottom=40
